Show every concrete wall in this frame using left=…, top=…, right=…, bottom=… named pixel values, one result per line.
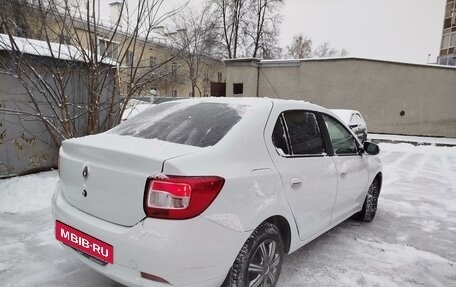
left=225, top=58, right=456, bottom=137
left=225, top=59, right=261, bottom=98
left=0, top=70, right=58, bottom=176
left=0, top=54, right=118, bottom=176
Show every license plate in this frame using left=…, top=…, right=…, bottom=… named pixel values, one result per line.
left=55, top=221, right=114, bottom=264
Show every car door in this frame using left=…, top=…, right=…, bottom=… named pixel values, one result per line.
left=270, top=110, right=338, bottom=241
left=322, top=114, right=369, bottom=223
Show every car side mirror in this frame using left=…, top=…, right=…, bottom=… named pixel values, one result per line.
left=363, top=142, right=380, bottom=155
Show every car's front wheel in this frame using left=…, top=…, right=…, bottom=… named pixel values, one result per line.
left=354, top=178, right=380, bottom=222
left=223, top=222, right=284, bottom=287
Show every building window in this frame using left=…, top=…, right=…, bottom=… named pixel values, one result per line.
left=439, top=55, right=456, bottom=66
left=150, top=56, right=158, bottom=68
left=439, top=56, right=449, bottom=65
left=171, top=63, right=179, bottom=77
left=449, top=57, right=456, bottom=66
left=445, top=2, right=452, bottom=19
left=451, top=32, right=456, bottom=48
left=442, top=34, right=451, bottom=49
left=172, top=90, right=178, bottom=97
left=217, top=72, right=223, bottom=82
left=60, top=34, right=71, bottom=45
left=98, top=38, right=119, bottom=59
left=126, top=51, right=134, bottom=67
left=444, top=17, right=453, bottom=29
left=441, top=32, right=456, bottom=50
left=233, top=83, right=243, bottom=95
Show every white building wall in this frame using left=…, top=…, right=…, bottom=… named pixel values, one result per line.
left=225, top=58, right=456, bottom=137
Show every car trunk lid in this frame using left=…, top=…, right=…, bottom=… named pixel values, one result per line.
left=59, top=134, right=201, bottom=226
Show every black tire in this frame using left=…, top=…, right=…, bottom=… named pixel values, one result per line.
left=223, top=222, right=284, bottom=287
left=354, top=178, right=380, bottom=222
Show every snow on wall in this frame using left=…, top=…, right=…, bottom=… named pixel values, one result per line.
left=0, top=33, right=117, bottom=65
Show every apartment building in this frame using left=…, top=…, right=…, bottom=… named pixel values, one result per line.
left=1, top=0, right=226, bottom=98
left=73, top=2, right=226, bottom=98
left=438, top=0, right=456, bottom=66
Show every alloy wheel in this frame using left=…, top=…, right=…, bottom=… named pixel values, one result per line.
left=248, top=239, right=281, bottom=287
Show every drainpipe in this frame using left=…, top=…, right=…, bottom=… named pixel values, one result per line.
left=256, top=61, right=260, bottom=97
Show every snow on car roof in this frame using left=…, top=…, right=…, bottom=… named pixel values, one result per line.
left=120, top=97, right=333, bottom=124
left=164, top=97, right=325, bottom=112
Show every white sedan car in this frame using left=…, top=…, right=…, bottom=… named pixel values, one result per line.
left=331, top=109, right=368, bottom=143
left=52, top=97, right=382, bottom=287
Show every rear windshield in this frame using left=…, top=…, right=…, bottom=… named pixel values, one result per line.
left=109, top=101, right=247, bottom=147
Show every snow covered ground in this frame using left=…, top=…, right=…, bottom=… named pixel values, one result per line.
left=0, top=142, right=455, bottom=286
left=369, top=133, right=456, bottom=146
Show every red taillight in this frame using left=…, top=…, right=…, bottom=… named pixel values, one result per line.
left=144, top=175, right=225, bottom=220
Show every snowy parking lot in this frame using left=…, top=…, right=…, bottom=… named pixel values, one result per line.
left=1, top=142, right=455, bottom=287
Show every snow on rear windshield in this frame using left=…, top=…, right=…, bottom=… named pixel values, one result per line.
left=109, top=101, right=247, bottom=147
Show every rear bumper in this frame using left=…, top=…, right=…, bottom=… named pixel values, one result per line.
left=52, top=185, right=249, bottom=287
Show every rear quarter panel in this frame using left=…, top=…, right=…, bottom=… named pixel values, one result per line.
left=162, top=103, right=298, bottom=237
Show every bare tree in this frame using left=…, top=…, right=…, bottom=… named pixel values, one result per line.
left=313, top=41, right=348, bottom=58
left=286, top=34, right=312, bottom=59
left=0, top=0, right=44, bottom=38
left=211, top=0, right=283, bottom=59
left=312, top=42, right=338, bottom=58
left=210, top=0, right=244, bottom=59
left=285, top=34, right=349, bottom=59
left=169, top=6, right=218, bottom=97
left=0, top=0, right=183, bottom=146
left=339, top=48, right=349, bottom=57
left=246, top=0, right=283, bottom=59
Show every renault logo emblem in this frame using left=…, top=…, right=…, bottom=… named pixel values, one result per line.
left=82, top=166, right=89, bottom=180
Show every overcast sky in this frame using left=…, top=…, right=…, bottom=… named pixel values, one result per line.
left=101, top=0, right=446, bottom=64
left=280, top=0, right=446, bottom=64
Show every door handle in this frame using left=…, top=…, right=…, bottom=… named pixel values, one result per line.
left=290, top=178, right=302, bottom=187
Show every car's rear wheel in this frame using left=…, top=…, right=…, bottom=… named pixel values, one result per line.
left=354, top=178, right=380, bottom=222
left=223, top=222, right=284, bottom=287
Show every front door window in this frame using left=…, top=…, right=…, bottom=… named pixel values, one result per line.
left=323, top=115, right=358, bottom=155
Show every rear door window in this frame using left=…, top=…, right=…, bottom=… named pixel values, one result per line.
left=272, top=116, right=290, bottom=155
left=109, top=101, right=247, bottom=147
left=272, top=111, right=326, bottom=156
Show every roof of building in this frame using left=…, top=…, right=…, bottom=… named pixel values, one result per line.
left=0, top=33, right=117, bottom=65
left=224, top=57, right=456, bottom=70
